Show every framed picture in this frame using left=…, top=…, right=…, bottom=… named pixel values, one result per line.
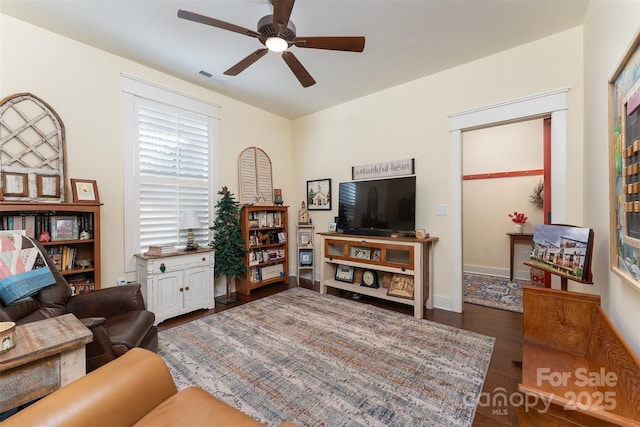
left=299, top=250, right=313, bottom=266
left=274, top=188, right=283, bottom=205
left=529, top=224, right=594, bottom=282
left=609, top=30, right=640, bottom=292
left=387, top=274, right=414, bottom=299
left=306, top=178, right=331, bottom=210
left=335, top=264, right=354, bottom=283
left=349, top=246, right=371, bottom=260
left=71, top=179, right=100, bottom=203
left=328, top=222, right=337, bottom=232
left=50, top=216, right=79, bottom=241
left=2, top=172, right=28, bottom=197
left=36, top=175, right=61, bottom=198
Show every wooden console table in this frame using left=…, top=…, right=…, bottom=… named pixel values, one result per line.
left=506, top=232, right=533, bottom=281
left=319, top=233, right=438, bottom=319
left=0, top=314, right=92, bottom=412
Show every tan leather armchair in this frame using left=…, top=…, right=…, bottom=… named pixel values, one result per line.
left=2, top=348, right=297, bottom=427
left=0, top=240, right=157, bottom=372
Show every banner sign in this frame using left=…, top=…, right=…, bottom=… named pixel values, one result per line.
left=351, top=158, right=415, bottom=180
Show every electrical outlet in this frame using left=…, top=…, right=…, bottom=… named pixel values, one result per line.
left=436, top=204, right=448, bottom=215
left=522, top=251, right=529, bottom=260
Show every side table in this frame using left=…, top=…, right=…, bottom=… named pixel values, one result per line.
left=0, top=314, right=92, bottom=413
left=506, top=232, right=534, bottom=281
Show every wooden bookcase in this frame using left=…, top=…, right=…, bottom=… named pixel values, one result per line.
left=0, top=201, right=101, bottom=291
left=319, top=233, right=438, bottom=319
left=237, top=205, right=289, bottom=295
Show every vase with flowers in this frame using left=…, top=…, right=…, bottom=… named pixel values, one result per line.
left=508, top=211, right=527, bottom=233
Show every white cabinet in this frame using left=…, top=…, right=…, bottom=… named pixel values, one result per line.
left=135, top=249, right=215, bottom=325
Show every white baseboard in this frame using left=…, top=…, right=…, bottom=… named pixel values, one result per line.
left=463, top=264, right=531, bottom=281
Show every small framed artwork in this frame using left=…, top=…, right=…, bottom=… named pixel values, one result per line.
left=71, top=179, right=100, bottom=203
left=36, top=175, right=61, bottom=198
left=328, top=222, right=337, bottom=232
left=372, top=249, right=381, bottom=261
left=335, top=264, right=355, bottom=283
left=2, top=172, right=28, bottom=197
left=306, top=178, right=331, bottom=210
left=349, top=246, right=371, bottom=260
left=274, top=188, right=283, bottom=205
left=387, top=274, right=414, bottom=299
left=50, top=216, right=79, bottom=241
left=299, top=250, right=313, bottom=266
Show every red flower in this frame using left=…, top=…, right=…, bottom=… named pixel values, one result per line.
left=508, top=211, right=527, bottom=224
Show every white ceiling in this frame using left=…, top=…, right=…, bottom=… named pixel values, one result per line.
left=1, top=0, right=589, bottom=119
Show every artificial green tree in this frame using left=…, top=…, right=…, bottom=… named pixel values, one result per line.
left=210, top=186, right=246, bottom=304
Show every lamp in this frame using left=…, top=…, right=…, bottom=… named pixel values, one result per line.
left=179, top=211, right=202, bottom=251
left=265, top=36, right=288, bottom=52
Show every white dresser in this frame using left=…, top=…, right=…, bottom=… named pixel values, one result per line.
left=135, top=248, right=215, bottom=325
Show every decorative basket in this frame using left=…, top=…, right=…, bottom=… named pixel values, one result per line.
left=0, top=322, right=16, bottom=354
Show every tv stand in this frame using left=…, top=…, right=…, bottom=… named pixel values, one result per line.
left=319, top=233, right=438, bottom=318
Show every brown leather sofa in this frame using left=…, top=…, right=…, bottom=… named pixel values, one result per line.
left=0, top=239, right=157, bottom=372
left=2, top=347, right=298, bottom=427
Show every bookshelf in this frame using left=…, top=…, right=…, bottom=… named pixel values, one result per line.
left=0, top=202, right=101, bottom=291
left=237, top=205, right=288, bottom=295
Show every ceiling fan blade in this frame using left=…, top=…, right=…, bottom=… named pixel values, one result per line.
left=272, top=0, right=295, bottom=32
left=224, top=49, right=269, bottom=76
left=282, top=51, right=316, bottom=88
left=178, top=9, right=261, bottom=39
left=294, top=36, right=365, bottom=52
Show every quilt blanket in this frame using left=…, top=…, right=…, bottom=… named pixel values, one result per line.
left=0, top=233, right=55, bottom=305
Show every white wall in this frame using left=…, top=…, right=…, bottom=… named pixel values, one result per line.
left=583, top=1, right=640, bottom=355
left=0, top=15, right=293, bottom=294
left=294, top=27, right=584, bottom=310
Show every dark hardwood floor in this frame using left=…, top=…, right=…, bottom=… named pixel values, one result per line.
left=159, top=279, right=522, bottom=427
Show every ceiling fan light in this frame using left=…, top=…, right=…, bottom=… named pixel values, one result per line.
left=266, top=37, right=288, bottom=52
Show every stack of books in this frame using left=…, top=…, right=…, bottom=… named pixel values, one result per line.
left=145, top=245, right=178, bottom=256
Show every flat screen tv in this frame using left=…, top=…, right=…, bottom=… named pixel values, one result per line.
left=338, top=176, right=416, bottom=237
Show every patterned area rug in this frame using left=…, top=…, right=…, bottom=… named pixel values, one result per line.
left=463, top=272, right=540, bottom=313
left=158, top=287, right=495, bottom=427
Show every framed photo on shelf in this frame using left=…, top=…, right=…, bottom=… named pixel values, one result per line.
left=306, top=178, right=331, bottom=210
left=50, top=216, right=79, bottom=241
left=70, top=179, right=100, bottom=203
left=387, top=274, right=414, bottom=299
left=335, top=264, right=354, bottom=283
left=299, top=250, right=313, bottom=266
left=349, top=246, right=371, bottom=260
left=328, top=222, right=337, bottom=232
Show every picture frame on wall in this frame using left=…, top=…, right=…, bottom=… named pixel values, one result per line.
left=609, top=30, right=640, bottom=292
left=71, top=179, right=100, bottom=203
left=306, top=178, right=331, bottom=210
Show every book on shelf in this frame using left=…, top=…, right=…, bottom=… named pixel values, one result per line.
left=145, top=245, right=178, bottom=256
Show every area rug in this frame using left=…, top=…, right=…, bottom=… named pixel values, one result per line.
left=158, top=287, right=494, bottom=427
left=463, top=272, right=539, bottom=313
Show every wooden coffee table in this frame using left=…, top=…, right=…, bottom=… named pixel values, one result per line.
left=0, top=313, right=92, bottom=412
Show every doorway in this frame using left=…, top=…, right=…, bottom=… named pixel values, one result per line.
left=447, top=88, right=569, bottom=313
left=462, top=118, right=545, bottom=280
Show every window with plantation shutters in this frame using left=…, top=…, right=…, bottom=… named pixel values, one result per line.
left=122, top=75, right=220, bottom=272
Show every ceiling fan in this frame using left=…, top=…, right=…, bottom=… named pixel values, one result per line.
left=177, top=0, right=365, bottom=88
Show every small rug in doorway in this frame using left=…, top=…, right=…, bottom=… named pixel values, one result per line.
left=158, top=287, right=495, bottom=427
left=464, top=272, right=540, bottom=313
